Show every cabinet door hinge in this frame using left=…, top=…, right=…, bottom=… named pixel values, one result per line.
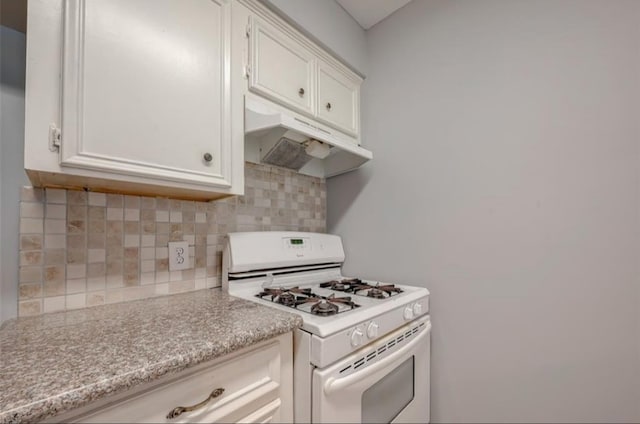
left=245, top=65, right=251, bottom=77
left=246, top=23, right=251, bottom=37
left=49, top=124, right=61, bottom=152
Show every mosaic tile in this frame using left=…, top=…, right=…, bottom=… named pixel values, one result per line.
left=17, top=163, right=326, bottom=316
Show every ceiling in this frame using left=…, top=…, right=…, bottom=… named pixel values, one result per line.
left=0, top=0, right=409, bottom=34
left=336, top=0, right=412, bottom=30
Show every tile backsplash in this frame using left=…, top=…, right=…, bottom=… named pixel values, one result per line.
left=17, top=162, right=326, bottom=316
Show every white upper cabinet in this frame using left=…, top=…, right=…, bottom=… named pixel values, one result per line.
left=62, top=0, right=229, bottom=187
left=248, top=16, right=315, bottom=116
left=24, top=0, right=243, bottom=200
left=316, top=60, right=360, bottom=137
left=244, top=1, right=363, bottom=142
left=25, top=0, right=363, bottom=198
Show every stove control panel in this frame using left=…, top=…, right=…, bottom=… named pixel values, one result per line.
left=310, top=293, right=429, bottom=368
left=283, top=237, right=311, bottom=251
left=309, top=293, right=430, bottom=368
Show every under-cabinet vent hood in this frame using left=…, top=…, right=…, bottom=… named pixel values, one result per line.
left=244, top=98, right=372, bottom=178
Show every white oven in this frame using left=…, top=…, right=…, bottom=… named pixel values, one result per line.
left=223, top=231, right=431, bottom=424
left=312, top=316, right=431, bottom=423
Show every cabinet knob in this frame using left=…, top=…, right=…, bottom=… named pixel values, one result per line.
left=326, top=102, right=332, bottom=111
left=298, top=88, right=305, bottom=96
left=203, top=153, right=213, bottom=162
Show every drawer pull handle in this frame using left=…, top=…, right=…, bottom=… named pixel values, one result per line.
left=298, top=88, right=305, bottom=96
left=166, top=387, right=225, bottom=419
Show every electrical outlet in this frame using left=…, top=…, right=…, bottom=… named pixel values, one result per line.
left=168, top=241, right=190, bottom=271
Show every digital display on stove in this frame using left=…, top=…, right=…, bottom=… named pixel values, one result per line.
left=290, top=239, right=304, bottom=245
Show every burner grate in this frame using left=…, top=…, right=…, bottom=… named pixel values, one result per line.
left=256, top=287, right=360, bottom=316
left=320, top=279, right=404, bottom=298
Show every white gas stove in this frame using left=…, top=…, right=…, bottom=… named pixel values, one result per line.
left=223, top=232, right=431, bottom=423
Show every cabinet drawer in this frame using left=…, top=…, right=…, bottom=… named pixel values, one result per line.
left=249, top=17, right=315, bottom=116
left=238, top=398, right=282, bottom=423
left=72, top=342, right=281, bottom=423
left=316, top=61, right=360, bottom=137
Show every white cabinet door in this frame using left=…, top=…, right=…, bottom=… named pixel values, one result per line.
left=316, top=60, right=360, bottom=137
left=76, top=342, right=281, bottom=423
left=248, top=16, right=315, bottom=116
left=58, top=333, right=294, bottom=424
left=60, top=0, right=233, bottom=189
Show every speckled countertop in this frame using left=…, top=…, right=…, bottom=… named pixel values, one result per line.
left=0, top=288, right=302, bottom=424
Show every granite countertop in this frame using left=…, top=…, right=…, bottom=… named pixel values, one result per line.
left=0, top=289, right=302, bottom=424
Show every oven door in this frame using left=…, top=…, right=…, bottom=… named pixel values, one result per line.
left=312, top=316, right=431, bottom=423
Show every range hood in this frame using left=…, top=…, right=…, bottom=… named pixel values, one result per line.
left=244, top=97, right=372, bottom=178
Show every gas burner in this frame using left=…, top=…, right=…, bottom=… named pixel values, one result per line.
left=367, top=288, right=386, bottom=299
left=277, top=292, right=296, bottom=306
left=333, top=283, right=347, bottom=291
left=320, top=278, right=363, bottom=292
left=320, top=281, right=346, bottom=291
left=376, top=284, right=404, bottom=296
left=306, top=294, right=359, bottom=316
left=311, top=300, right=339, bottom=316
left=352, top=282, right=404, bottom=298
left=256, top=286, right=317, bottom=305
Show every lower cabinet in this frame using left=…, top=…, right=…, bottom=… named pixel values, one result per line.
left=50, top=333, right=293, bottom=423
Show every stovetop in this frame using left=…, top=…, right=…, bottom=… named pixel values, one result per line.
left=256, top=278, right=405, bottom=317
left=229, top=272, right=428, bottom=337
left=223, top=231, right=430, bottom=339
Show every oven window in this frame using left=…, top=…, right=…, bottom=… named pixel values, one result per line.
left=361, top=356, right=415, bottom=423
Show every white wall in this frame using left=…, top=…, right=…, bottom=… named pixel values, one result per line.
left=0, top=26, right=29, bottom=322
left=263, top=0, right=367, bottom=75
left=328, top=0, right=640, bottom=422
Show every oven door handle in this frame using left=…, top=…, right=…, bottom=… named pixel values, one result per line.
left=324, top=320, right=431, bottom=395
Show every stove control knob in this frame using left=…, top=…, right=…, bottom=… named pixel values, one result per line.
left=413, top=302, right=423, bottom=316
left=366, top=322, right=379, bottom=339
left=350, top=328, right=364, bottom=347
left=403, top=306, right=414, bottom=321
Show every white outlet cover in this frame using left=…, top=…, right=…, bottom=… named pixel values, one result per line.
left=168, top=241, right=190, bottom=271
